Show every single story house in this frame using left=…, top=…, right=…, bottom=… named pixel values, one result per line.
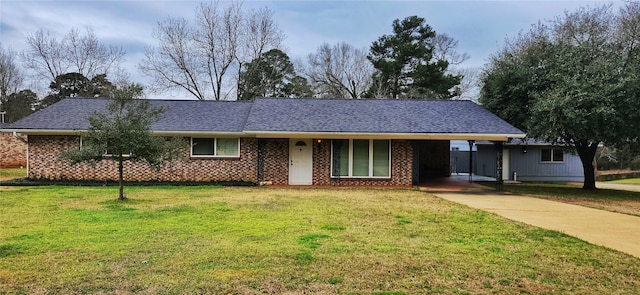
left=475, top=138, right=584, bottom=182
left=3, top=97, right=524, bottom=186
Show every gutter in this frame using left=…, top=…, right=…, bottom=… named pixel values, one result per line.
left=244, top=131, right=526, bottom=141
left=2, top=129, right=247, bottom=137
left=5, top=129, right=525, bottom=141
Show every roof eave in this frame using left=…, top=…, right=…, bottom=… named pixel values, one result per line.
left=5, top=129, right=525, bottom=141
left=2, top=129, right=247, bottom=137
left=1, top=129, right=85, bottom=135
left=150, top=130, right=246, bottom=136
left=245, top=131, right=526, bottom=141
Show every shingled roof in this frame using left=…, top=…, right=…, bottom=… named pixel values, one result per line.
left=245, top=98, right=522, bottom=135
left=5, top=98, right=252, bottom=134
left=4, top=97, right=524, bottom=140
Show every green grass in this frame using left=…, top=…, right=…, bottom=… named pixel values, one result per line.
left=1, top=186, right=639, bottom=294
left=609, top=178, right=640, bottom=185
left=0, top=168, right=26, bottom=181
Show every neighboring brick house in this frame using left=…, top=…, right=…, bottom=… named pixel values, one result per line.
left=5, top=98, right=524, bottom=186
left=0, top=123, right=27, bottom=168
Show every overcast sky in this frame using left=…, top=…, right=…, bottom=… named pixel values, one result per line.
left=0, top=0, right=618, bottom=98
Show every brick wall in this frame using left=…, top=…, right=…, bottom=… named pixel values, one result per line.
left=27, top=135, right=259, bottom=183
left=0, top=132, right=27, bottom=168
left=262, top=139, right=289, bottom=185
left=26, top=135, right=415, bottom=186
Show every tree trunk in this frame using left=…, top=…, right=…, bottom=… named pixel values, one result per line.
left=575, top=140, right=598, bottom=190
left=118, top=157, right=125, bottom=200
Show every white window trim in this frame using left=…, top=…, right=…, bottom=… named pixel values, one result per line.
left=540, top=148, right=564, bottom=163
left=330, top=139, right=391, bottom=179
left=190, top=137, right=240, bottom=158
left=103, top=150, right=132, bottom=158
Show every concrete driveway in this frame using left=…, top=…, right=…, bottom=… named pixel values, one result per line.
left=432, top=190, right=640, bottom=258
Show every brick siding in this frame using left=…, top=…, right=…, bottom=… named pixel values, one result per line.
left=0, top=132, right=27, bottom=168
left=262, top=139, right=289, bottom=185
left=27, top=135, right=259, bottom=182
left=26, top=136, right=415, bottom=186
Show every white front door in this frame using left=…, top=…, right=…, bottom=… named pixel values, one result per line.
left=289, top=139, right=313, bottom=185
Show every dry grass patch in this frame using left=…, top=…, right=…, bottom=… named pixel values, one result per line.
left=503, top=183, right=640, bottom=216
left=0, top=168, right=25, bottom=181
left=610, top=178, right=640, bottom=185
left=1, top=186, right=639, bottom=294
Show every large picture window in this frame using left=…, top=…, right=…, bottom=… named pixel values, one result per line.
left=191, top=138, right=240, bottom=157
left=331, top=139, right=390, bottom=178
left=541, top=148, right=563, bottom=163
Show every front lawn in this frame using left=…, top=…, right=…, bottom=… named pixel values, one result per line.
left=502, top=183, right=640, bottom=217
left=1, top=186, right=639, bottom=294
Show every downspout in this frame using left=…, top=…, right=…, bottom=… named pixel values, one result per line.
left=257, top=139, right=265, bottom=183
left=24, top=134, right=29, bottom=178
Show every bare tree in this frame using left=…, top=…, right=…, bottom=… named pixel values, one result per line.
left=433, top=33, right=470, bottom=66
left=141, top=1, right=284, bottom=101
left=0, top=45, right=24, bottom=105
left=65, top=28, right=126, bottom=80
left=21, top=28, right=125, bottom=83
left=240, top=6, right=285, bottom=64
left=22, top=29, right=67, bottom=82
left=195, top=1, right=242, bottom=100
left=306, top=42, right=374, bottom=99
left=141, top=18, right=206, bottom=99
left=433, top=33, right=472, bottom=100
left=235, top=6, right=285, bottom=99
left=615, top=1, right=640, bottom=71
left=450, top=67, right=480, bottom=101
left=366, top=74, right=391, bottom=99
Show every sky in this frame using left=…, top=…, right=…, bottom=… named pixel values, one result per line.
left=0, top=0, right=619, bottom=99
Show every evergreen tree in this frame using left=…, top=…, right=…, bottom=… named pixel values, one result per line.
left=367, top=16, right=461, bottom=99
left=61, top=85, right=185, bottom=200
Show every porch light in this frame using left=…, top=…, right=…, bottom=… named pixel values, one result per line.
left=317, top=139, right=322, bottom=143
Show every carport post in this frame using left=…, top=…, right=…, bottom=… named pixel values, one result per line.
left=468, top=140, right=475, bottom=183
left=494, top=141, right=504, bottom=191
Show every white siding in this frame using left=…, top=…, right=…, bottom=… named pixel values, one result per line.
left=476, top=145, right=584, bottom=182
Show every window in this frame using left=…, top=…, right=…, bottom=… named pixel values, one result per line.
left=541, top=148, right=563, bottom=163
left=79, top=137, right=131, bottom=157
left=191, top=138, right=240, bottom=157
left=331, top=139, right=390, bottom=178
